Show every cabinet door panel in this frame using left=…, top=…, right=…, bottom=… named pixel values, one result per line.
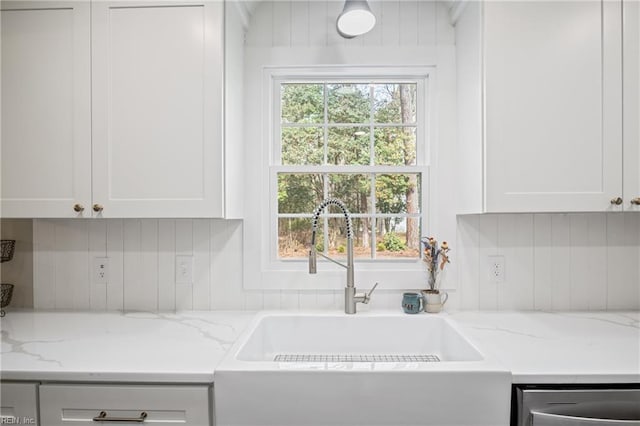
left=624, top=0, right=640, bottom=210
left=39, top=384, right=210, bottom=426
left=0, top=382, right=38, bottom=425
left=91, top=1, right=223, bottom=218
left=1, top=2, right=91, bottom=218
left=484, top=1, right=622, bottom=212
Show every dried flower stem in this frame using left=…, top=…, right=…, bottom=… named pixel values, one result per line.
left=421, top=236, right=451, bottom=291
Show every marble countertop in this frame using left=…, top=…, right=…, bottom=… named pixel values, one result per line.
left=450, top=311, right=640, bottom=384
left=1, top=310, right=638, bottom=384
left=0, top=311, right=254, bottom=383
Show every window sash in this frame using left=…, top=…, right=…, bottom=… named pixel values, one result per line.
left=274, top=79, right=426, bottom=167
left=272, top=167, right=426, bottom=261
left=271, top=73, right=429, bottom=265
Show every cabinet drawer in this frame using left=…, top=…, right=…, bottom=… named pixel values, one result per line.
left=39, top=384, right=210, bottom=425
left=0, top=382, right=38, bottom=425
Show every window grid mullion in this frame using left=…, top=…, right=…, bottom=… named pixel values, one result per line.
left=322, top=83, right=329, bottom=256
left=276, top=213, right=422, bottom=219
left=369, top=84, right=375, bottom=167
left=281, top=123, right=417, bottom=128
left=323, top=172, right=329, bottom=256
left=323, top=82, right=328, bottom=166
left=369, top=173, right=375, bottom=259
left=369, top=85, right=375, bottom=259
left=274, top=165, right=423, bottom=173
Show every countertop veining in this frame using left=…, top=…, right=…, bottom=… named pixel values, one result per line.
left=449, top=311, right=640, bottom=384
left=0, top=311, right=254, bottom=383
left=1, top=310, right=638, bottom=384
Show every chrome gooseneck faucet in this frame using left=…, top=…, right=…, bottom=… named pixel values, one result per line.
left=309, top=198, right=378, bottom=314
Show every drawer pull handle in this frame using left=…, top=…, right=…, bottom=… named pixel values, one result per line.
left=92, top=411, right=148, bottom=422
left=532, top=410, right=640, bottom=425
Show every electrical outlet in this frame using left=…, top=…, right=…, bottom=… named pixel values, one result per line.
left=175, top=255, right=194, bottom=284
left=93, top=257, right=109, bottom=284
left=487, top=255, right=505, bottom=283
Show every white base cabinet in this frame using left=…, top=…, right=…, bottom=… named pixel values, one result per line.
left=456, top=0, right=624, bottom=213
left=0, top=382, right=39, bottom=425
left=39, top=384, right=210, bottom=426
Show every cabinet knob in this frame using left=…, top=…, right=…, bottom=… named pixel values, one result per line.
left=631, top=198, right=640, bottom=206
left=93, top=204, right=104, bottom=213
left=73, top=204, right=85, bottom=213
left=610, top=197, right=623, bottom=206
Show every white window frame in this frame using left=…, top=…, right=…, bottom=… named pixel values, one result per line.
left=245, top=66, right=436, bottom=290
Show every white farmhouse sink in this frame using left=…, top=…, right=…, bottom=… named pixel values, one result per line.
left=215, top=312, right=511, bottom=426
left=235, top=314, right=483, bottom=362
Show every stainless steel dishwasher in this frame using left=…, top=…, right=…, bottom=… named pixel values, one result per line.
left=515, top=386, right=640, bottom=425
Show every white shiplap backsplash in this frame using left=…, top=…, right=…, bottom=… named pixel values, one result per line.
left=32, top=219, right=401, bottom=312
left=32, top=214, right=640, bottom=312
left=34, top=219, right=247, bottom=311
left=457, top=213, right=640, bottom=311
left=32, top=219, right=352, bottom=312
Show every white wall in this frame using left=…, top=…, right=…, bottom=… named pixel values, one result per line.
left=26, top=1, right=640, bottom=312
left=242, top=0, right=460, bottom=291
left=244, top=0, right=451, bottom=48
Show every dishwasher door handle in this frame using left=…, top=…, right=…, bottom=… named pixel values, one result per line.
left=532, top=410, right=640, bottom=426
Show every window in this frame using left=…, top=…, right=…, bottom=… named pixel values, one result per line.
left=272, top=74, right=428, bottom=263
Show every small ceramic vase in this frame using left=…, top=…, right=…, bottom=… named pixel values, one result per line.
left=421, top=289, right=448, bottom=313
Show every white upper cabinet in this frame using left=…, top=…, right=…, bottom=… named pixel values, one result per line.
left=624, top=0, right=640, bottom=211
left=1, top=1, right=91, bottom=218
left=91, top=0, right=224, bottom=218
left=1, top=0, right=239, bottom=218
left=457, top=1, right=623, bottom=213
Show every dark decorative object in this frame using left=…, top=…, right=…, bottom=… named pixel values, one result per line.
left=1, top=283, right=14, bottom=317
left=1, top=240, right=16, bottom=263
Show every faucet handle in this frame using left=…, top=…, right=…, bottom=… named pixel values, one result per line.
left=363, top=282, right=379, bottom=304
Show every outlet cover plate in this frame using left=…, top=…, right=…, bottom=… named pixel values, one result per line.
left=487, top=255, right=505, bottom=283
left=175, top=255, right=194, bottom=284
left=93, top=257, right=109, bottom=284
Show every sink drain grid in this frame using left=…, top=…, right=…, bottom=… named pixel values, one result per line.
left=274, top=354, right=440, bottom=363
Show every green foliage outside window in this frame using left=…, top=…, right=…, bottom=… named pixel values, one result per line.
left=277, top=82, right=422, bottom=259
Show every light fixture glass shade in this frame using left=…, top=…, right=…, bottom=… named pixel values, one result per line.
left=336, top=0, right=376, bottom=39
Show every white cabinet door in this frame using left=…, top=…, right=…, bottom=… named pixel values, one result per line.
left=39, top=384, right=210, bottom=425
left=484, top=0, right=623, bottom=212
left=0, top=382, right=38, bottom=425
left=624, top=0, right=640, bottom=211
left=1, top=1, right=91, bottom=218
left=91, top=0, right=224, bottom=218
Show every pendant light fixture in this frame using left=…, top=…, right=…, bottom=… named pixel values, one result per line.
left=336, top=0, right=376, bottom=39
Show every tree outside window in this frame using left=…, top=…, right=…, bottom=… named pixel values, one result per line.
left=276, top=81, right=423, bottom=260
